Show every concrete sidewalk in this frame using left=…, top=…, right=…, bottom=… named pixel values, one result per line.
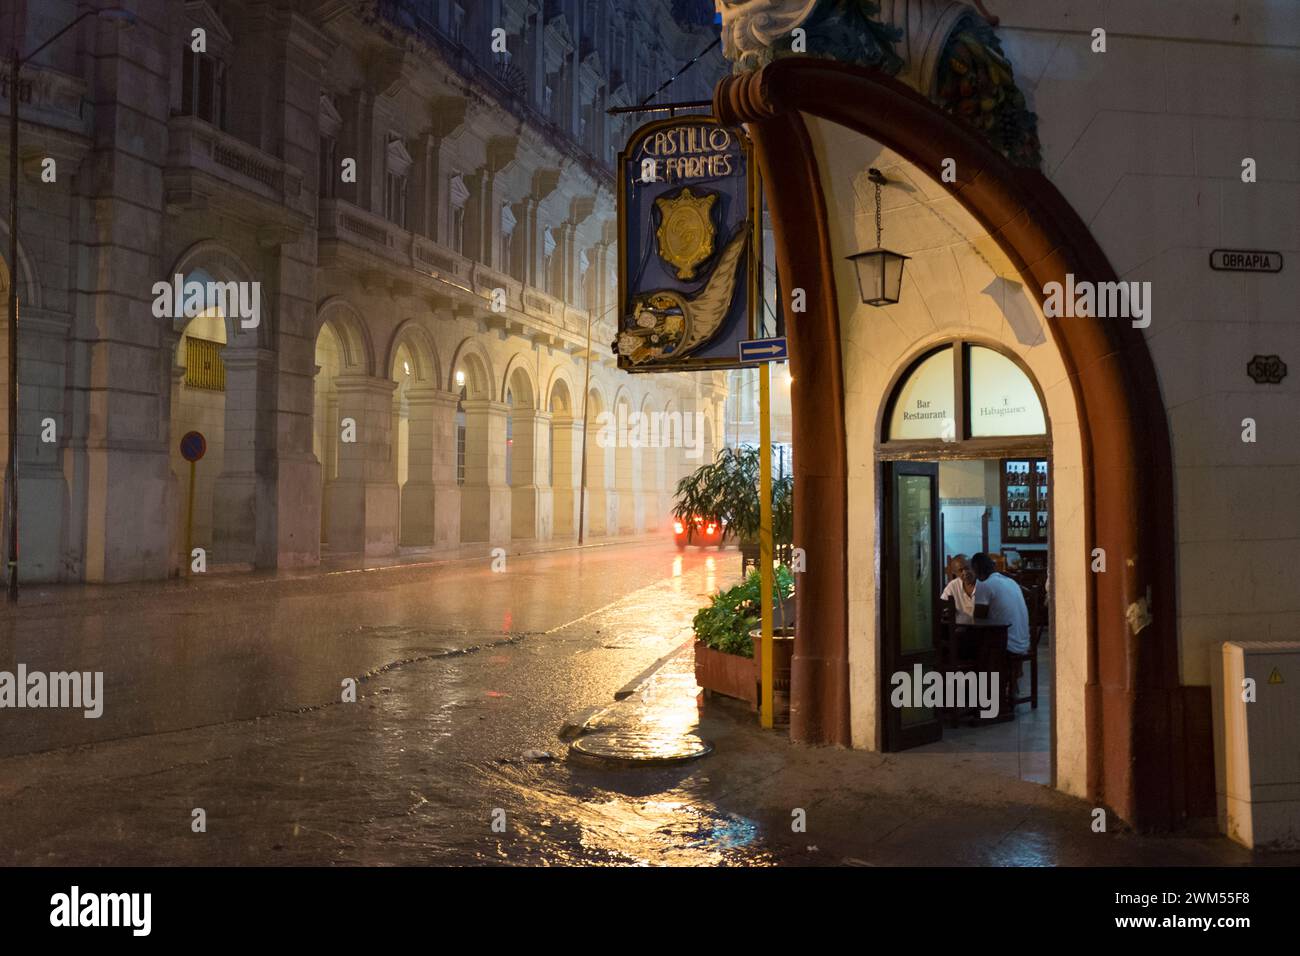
left=561, top=644, right=1300, bottom=867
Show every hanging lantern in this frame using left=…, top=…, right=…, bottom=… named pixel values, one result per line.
left=846, top=168, right=909, bottom=306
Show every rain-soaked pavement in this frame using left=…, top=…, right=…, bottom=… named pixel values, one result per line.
left=0, top=538, right=1294, bottom=866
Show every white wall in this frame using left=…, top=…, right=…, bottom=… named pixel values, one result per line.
left=993, top=0, right=1300, bottom=689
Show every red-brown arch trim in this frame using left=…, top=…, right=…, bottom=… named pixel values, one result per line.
left=715, top=57, right=1192, bottom=829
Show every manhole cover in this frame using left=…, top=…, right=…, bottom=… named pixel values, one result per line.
left=569, top=730, right=713, bottom=766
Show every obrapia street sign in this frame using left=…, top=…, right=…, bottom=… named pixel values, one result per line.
left=1209, top=249, right=1283, bottom=273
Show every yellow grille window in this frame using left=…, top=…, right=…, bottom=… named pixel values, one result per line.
left=185, top=337, right=226, bottom=391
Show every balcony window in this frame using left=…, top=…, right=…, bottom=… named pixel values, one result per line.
left=384, top=135, right=413, bottom=229
left=318, top=136, right=336, bottom=199
left=181, top=46, right=226, bottom=128
left=385, top=172, right=408, bottom=228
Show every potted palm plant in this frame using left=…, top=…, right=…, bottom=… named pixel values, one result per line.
left=673, top=446, right=793, bottom=571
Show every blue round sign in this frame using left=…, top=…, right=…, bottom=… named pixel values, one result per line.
left=180, top=430, right=207, bottom=463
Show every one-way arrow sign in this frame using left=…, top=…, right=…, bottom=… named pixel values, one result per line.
left=738, top=337, right=788, bottom=363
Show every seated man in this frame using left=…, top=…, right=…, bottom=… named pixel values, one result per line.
left=970, top=552, right=1030, bottom=655
left=940, top=554, right=976, bottom=624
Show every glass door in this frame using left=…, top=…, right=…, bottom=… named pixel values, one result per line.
left=882, top=461, right=942, bottom=750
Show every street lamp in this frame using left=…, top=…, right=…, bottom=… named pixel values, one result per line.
left=6, top=6, right=136, bottom=602
left=846, top=168, right=909, bottom=307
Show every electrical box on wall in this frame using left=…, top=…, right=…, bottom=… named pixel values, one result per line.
left=1221, top=642, right=1300, bottom=849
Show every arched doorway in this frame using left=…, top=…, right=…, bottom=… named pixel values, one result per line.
left=313, top=297, right=389, bottom=555
left=169, top=278, right=227, bottom=563
left=164, top=249, right=272, bottom=570
left=583, top=387, right=608, bottom=536
left=453, top=345, right=505, bottom=543
left=504, top=363, right=544, bottom=540
left=548, top=378, right=578, bottom=536
left=612, top=391, right=635, bottom=534
left=716, top=57, right=1182, bottom=828
left=877, top=340, right=1053, bottom=782
left=387, top=323, right=443, bottom=548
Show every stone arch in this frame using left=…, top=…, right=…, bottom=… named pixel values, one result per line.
left=447, top=336, right=495, bottom=400
left=164, top=240, right=277, bottom=568
left=385, top=320, right=443, bottom=386
left=716, top=57, right=1180, bottom=828
left=0, top=225, right=41, bottom=308
left=316, top=297, right=374, bottom=376
left=501, top=354, right=538, bottom=408
left=545, top=364, right=580, bottom=416
left=167, top=240, right=273, bottom=349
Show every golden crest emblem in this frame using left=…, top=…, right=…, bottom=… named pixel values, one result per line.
left=654, top=188, right=717, bottom=281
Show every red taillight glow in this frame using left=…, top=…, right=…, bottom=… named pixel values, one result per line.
left=705, top=524, right=716, bottom=534
left=673, top=521, right=684, bottom=534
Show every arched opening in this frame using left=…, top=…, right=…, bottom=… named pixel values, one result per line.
left=638, top=396, right=661, bottom=533
left=388, top=325, right=443, bottom=548
left=877, top=340, right=1053, bottom=782
left=583, top=387, right=608, bottom=536
left=313, top=300, right=393, bottom=556
left=170, top=278, right=227, bottom=564
left=313, top=321, right=342, bottom=547
left=505, top=364, right=544, bottom=540
left=391, top=342, right=415, bottom=541
left=456, top=349, right=506, bottom=543
left=548, top=378, right=577, bottom=537
left=716, top=57, right=1181, bottom=827
left=164, top=246, right=273, bottom=569
left=613, top=393, right=635, bottom=534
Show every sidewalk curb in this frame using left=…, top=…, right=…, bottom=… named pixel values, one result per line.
left=7, top=533, right=679, bottom=616
left=613, top=638, right=692, bottom=701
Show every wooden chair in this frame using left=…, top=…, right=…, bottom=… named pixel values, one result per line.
left=1008, top=585, right=1046, bottom=709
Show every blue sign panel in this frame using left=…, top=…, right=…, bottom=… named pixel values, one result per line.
left=616, top=116, right=759, bottom=372
left=180, top=430, right=207, bottom=463
left=739, top=337, right=788, bottom=363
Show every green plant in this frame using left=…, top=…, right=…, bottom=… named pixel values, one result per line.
left=692, top=566, right=795, bottom=658
left=673, top=446, right=793, bottom=548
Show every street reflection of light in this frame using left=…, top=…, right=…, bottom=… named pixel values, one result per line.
left=705, top=555, right=715, bottom=593
left=672, top=556, right=682, bottom=577
left=503, top=610, right=512, bottom=632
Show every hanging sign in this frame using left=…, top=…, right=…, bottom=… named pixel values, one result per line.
left=1209, top=249, right=1283, bottom=273
left=615, top=115, right=760, bottom=372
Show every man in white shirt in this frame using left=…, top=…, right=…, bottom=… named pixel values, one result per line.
left=940, top=554, right=976, bottom=624
left=970, top=552, right=1030, bottom=655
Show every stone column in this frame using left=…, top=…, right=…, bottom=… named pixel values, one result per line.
left=399, top=384, right=439, bottom=546
left=459, top=399, right=510, bottom=544
left=213, top=347, right=278, bottom=567
left=324, top=375, right=399, bottom=555
left=510, top=408, right=552, bottom=540
left=551, top=418, right=582, bottom=537
left=428, top=388, right=461, bottom=547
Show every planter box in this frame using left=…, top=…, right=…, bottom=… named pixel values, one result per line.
left=694, top=641, right=757, bottom=710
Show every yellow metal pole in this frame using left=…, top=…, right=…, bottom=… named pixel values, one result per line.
left=759, top=361, right=774, bottom=729
left=185, top=459, right=196, bottom=577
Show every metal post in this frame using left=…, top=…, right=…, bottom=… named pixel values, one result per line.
left=758, top=361, right=774, bottom=728
left=6, top=49, right=20, bottom=603
left=185, top=459, right=196, bottom=577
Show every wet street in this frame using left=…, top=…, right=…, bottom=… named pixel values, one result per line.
left=1, top=538, right=1293, bottom=867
